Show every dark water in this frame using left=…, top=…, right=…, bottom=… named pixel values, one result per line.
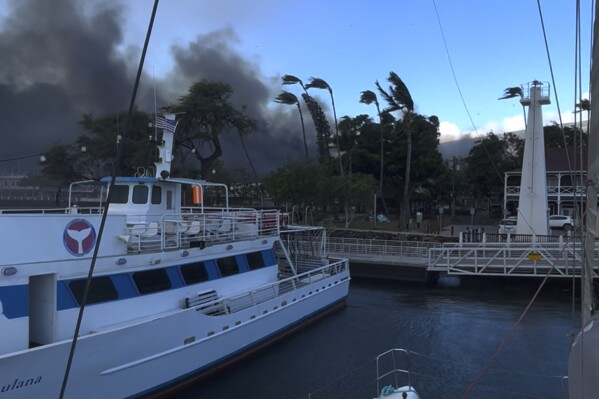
left=180, top=276, right=578, bottom=399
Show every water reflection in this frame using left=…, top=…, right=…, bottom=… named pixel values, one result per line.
left=181, top=276, right=577, bottom=399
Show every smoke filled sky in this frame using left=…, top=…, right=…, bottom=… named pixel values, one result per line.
left=0, top=0, right=593, bottom=173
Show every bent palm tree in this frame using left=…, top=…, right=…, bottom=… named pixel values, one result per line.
left=306, top=77, right=343, bottom=176
left=283, top=74, right=330, bottom=163
left=282, top=74, right=308, bottom=93
left=275, top=91, right=309, bottom=159
left=376, top=72, right=414, bottom=228
left=499, top=86, right=527, bottom=129
left=360, top=89, right=388, bottom=215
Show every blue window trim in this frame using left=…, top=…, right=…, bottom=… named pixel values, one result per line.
left=0, top=249, right=278, bottom=317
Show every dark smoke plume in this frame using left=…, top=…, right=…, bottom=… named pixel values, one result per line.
left=0, top=0, right=311, bottom=174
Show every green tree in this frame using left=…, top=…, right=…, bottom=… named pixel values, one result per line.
left=360, top=89, right=389, bottom=215
left=463, top=132, right=519, bottom=202
left=384, top=114, right=445, bottom=214
left=40, top=110, right=155, bottom=204
left=263, top=160, right=374, bottom=224
left=543, top=123, right=587, bottom=148
left=282, top=74, right=331, bottom=163
left=41, top=110, right=154, bottom=181
left=263, top=160, right=332, bottom=209
left=306, top=77, right=343, bottom=174
left=165, top=80, right=256, bottom=179
left=274, top=91, right=309, bottom=159
left=338, top=114, right=370, bottom=175
left=376, top=72, right=415, bottom=227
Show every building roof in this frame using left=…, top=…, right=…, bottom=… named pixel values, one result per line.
left=545, top=147, right=587, bottom=172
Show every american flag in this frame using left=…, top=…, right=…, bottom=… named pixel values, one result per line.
left=155, top=116, right=177, bottom=133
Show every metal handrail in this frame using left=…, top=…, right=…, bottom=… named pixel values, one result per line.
left=375, top=348, right=413, bottom=394
left=189, top=258, right=348, bottom=314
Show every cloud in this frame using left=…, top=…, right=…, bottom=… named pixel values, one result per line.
left=438, top=121, right=462, bottom=142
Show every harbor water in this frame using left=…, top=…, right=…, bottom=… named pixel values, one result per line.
left=181, top=276, right=577, bottom=399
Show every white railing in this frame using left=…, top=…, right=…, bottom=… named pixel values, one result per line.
left=326, top=238, right=439, bottom=262
left=189, top=258, right=349, bottom=315
left=122, top=209, right=285, bottom=253
left=428, top=240, right=599, bottom=277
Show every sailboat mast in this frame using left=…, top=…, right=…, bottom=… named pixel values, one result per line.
left=581, top=4, right=599, bottom=325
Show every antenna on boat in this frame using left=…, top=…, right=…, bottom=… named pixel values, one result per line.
left=58, top=1, right=161, bottom=398
left=153, top=65, right=158, bottom=142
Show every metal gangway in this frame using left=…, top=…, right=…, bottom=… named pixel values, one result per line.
left=325, top=237, right=439, bottom=266
left=428, top=233, right=599, bottom=278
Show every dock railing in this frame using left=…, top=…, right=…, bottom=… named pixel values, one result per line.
left=326, top=238, right=439, bottom=262
left=428, top=239, right=599, bottom=277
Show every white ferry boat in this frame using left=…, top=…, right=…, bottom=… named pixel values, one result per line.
left=0, top=115, right=350, bottom=398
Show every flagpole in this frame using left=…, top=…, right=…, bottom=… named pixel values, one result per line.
left=153, top=65, right=158, bottom=141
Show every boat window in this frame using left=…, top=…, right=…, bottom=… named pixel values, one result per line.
left=69, top=276, right=118, bottom=305
left=110, top=185, right=129, bottom=204
left=166, top=190, right=173, bottom=210
left=217, top=257, right=239, bottom=277
left=246, top=251, right=265, bottom=270
left=132, top=185, right=149, bottom=204
left=151, top=186, right=162, bottom=204
left=133, top=269, right=172, bottom=295
left=181, top=262, right=209, bottom=284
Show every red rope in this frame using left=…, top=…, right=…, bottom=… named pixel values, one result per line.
left=460, top=267, right=554, bottom=399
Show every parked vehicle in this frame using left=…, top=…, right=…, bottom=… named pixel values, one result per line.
left=549, top=215, right=574, bottom=230
left=497, top=217, right=517, bottom=234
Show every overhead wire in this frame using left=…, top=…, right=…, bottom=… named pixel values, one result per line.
left=431, top=0, right=541, bottom=233
left=57, top=0, right=161, bottom=397
left=431, top=0, right=507, bottom=189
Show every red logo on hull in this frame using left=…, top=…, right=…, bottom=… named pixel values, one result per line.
left=63, top=219, right=96, bottom=257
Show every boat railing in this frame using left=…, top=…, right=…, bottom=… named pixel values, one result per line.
left=0, top=207, right=91, bottom=215
left=188, top=257, right=349, bottom=315
left=122, top=209, right=285, bottom=253
left=375, top=348, right=414, bottom=394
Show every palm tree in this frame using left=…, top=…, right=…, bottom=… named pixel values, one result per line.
left=360, top=90, right=388, bottom=215
left=283, top=75, right=331, bottom=163
left=376, top=72, right=414, bottom=228
left=499, top=86, right=527, bottom=129
left=282, top=74, right=308, bottom=93
left=306, top=77, right=343, bottom=176
left=275, top=91, right=309, bottom=159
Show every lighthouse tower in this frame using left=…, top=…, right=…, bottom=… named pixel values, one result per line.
left=516, top=81, right=550, bottom=235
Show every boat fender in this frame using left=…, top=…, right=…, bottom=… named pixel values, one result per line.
left=379, top=385, right=395, bottom=397
left=192, top=185, right=203, bottom=205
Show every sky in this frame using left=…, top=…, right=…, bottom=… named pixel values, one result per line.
left=0, top=0, right=594, bottom=173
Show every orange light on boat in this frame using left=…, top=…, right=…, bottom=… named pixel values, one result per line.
left=192, top=185, right=203, bottom=205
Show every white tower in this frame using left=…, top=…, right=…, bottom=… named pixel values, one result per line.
left=516, top=81, right=550, bottom=235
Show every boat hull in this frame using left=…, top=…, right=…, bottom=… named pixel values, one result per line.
left=0, top=273, right=349, bottom=399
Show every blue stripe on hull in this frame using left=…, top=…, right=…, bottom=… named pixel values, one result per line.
left=0, top=285, right=27, bottom=319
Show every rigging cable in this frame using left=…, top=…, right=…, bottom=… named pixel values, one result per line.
left=58, top=1, right=161, bottom=398
left=431, top=0, right=506, bottom=190
left=460, top=266, right=554, bottom=399
left=431, top=0, right=541, bottom=234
